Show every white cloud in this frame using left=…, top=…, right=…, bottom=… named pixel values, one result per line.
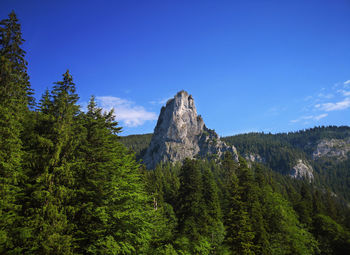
left=317, top=93, right=334, bottom=99
left=338, top=90, right=350, bottom=97
left=96, top=96, right=157, bottom=127
left=344, top=80, right=350, bottom=85
left=314, top=113, right=328, bottom=120
left=150, top=96, right=172, bottom=105
left=304, top=96, right=313, bottom=101
left=316, top=97, right=350, bottom=112
left=291, top=113, right=328, bottom=123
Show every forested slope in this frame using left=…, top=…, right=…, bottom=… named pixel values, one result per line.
left=222, top=127, right=350, bottom=202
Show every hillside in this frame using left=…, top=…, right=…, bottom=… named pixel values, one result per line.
left=222, top=126, right=350, bottom=201
left=121, top=126, right=350, bottom=201
left=119, top=126, right=350, bottom=254
left=120, top=133, right=152, bottom=159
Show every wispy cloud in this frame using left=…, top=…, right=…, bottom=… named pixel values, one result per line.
left=317, top=93, right=334, bottom=99
left=304, top=95, right=313, bottom=101
left=291, top=79, right=350, bottom=124
left=290, top=113, right=328, bottom=123
left=314, top=113, right=328, bottom=120
left=150, top=96, right=172, bottom=105
left=315, top=97, right=350, bottom=112
left=338, top=90, right=350, bottom=97
left=96, top=96, right=157, bottom=127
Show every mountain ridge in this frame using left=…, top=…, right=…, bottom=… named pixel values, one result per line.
left=121, top=125, right=350, bottom=201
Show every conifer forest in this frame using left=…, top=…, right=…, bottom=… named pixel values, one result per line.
left=1, top=12, right=350, bottom=255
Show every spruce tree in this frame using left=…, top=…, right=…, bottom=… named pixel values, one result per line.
left=223, top=159, right=255, bottom=255
left=23, top=71, right=80, bottom=254
left=201, top=164, right=225, bottom=251
left=0, top=11, right=32, bottom=253
left=176, top=159, right=209, bottom=253
left=74, top=96, right=152, bottom=254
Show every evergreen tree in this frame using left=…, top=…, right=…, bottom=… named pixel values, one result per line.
left=176, top=159, right=210, bottom=253
left=23, top=71, right=80, bottom=254
left=201, top=163, right=225, bottom=251
left=313, top=214, right=350, bottom=255
left=74, top=96, right=153, bottom=254
left=223, top=158, right=255, bottom=255
left=0, top=11, right=32, bottom=254
left=264, top=190, right=319, bottom=255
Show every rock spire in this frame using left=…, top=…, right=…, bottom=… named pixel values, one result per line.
left=143, top=90, right=238, bottom=169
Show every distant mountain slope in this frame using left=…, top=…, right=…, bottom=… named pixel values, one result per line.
left=121, top=126, right=350, bottom=202
left=119, top=133, right=152, bottom=159
left=222, top=132, right=307, bottom=176
left=223, top=126, right=350, bottom=201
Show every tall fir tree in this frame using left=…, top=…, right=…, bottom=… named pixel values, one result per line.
left=223, top=158, right=255, bottom=255
left=74, top=96, right=153, bottom=254
left=0, top=11, right=32, bottom=254
left=23, top=71, right=80, bottom=254
left=201, top=163, right=225, bottom=251
left=176, top=159, right=211, bottom=253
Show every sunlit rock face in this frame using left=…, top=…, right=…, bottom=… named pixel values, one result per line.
left=243, top=153, right=265, bottom=168
left=313, top=138, right=350, bottom=161
left=143, top=90, right=238, bottom=169
left=290, top=159, right=314, bottom=181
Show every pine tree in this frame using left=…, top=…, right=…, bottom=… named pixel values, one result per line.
left=0, top=11, right=32, bottom=253
left=176, top=159, right=210, bottom=253
left=74, top=96, right=152, bottom=254
left=201, top=163, right=225, bottom=251
left=23, top=71, right=80, bottom=254
left=223, top=159, right=255, bottom=255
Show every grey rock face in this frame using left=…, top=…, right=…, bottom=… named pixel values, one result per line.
left=243, top=153, right=265, bottom=163
left=243, top=153, right=265, bottom=168
left=313, top=138, right=350, bottom=161
left=290, top=159, right=314, bottom=181
left=143, top=91, right=238, bottom=169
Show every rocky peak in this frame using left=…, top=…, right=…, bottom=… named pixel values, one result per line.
left=143, top=90, right=238, bottom=169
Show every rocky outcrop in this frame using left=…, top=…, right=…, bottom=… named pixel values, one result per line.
left=289, top=159, right=314, bottom=181
left=143, top=90, right=238, bottom=169
left=243, top=153, right=265, bottom=168
left=313, top=138, right=350, bottom=161
left=243, top=153, right=264, bottom=163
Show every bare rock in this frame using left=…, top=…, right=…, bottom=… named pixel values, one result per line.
left=313, top=138, right=350, bottom=160
left=143, top=91, right=238, bottom=169
left=290, top=159, right=314, bottom=181
left=243, top=153, right=265, bottom=163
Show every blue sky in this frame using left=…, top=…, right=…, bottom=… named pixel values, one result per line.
left=1, top=0, right=350, bottom=136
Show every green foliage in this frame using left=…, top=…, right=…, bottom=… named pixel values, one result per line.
left=22, top=70, right=81, bottom=254
left=74, top=97, right=153, bottom=254
left=312, top=214, right=350, bottom=254
left=223, top=126, right=350, bottom=202
left=0, top=11, right=32, bottom=254
left=120, top=133, right=152, bottom=160
left=264, top=190, right=319, bottom=255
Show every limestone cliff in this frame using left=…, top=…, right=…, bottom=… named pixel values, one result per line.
left=313, top=138, right=350, bottom=161
left=289, top=159, right=314, bottom=181
left=143, top=91, right=238, bottom=169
